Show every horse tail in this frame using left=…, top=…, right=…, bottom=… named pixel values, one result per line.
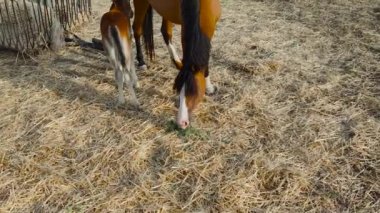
left=143, top=5, right=154, bottom=60
left=109, top=25, right=126, bottom=68
left=174, top=0, right=211, bottom=95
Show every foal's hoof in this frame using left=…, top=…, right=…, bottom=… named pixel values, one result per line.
left=116, top=101, right=126, bottom=109
left=206, top=85, right=217, bottom=95
left=129, top=101, right=141, bottom=110
left=138, top=64, right=147, bottom=71
left=117, top=97, right=126, bottom=105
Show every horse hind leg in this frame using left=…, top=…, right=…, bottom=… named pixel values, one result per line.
left=122, top=44, right=140, bottom=107
left=103, top=40, right=126, bottom=104
left=130, top=65, right=140, bottom=89
left=103, top=40, right=117, bottom=69
left=161, top=19, right=182, bottom=69
left=115, top=66, right=126, bottom=105
left=127, top=48, right=140, bottom=89
left=118, top=56, right=139, bottom=107
left=123, top=71, right=140, bottom=107
left=123, top=62, right=139, bottom=89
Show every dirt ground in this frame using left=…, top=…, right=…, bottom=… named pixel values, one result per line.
left=0, top=0, right=379, bottom=211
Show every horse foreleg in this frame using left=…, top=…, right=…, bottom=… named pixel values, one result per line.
left=133, top=0, right=150, bottom=70
left=161, top=19, right=182, bottom=70
left=205, top=67, right=216, bottom=95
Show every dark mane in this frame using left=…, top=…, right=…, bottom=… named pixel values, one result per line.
left=174, top=0, right=211, bottom=96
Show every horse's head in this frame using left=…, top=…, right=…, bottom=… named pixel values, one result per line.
left=174, top=68, right=206, bottom=129
left=111, top=0, right=133, bottom=18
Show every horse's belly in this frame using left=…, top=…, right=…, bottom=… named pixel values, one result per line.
left=148, top=0, right=182, bottom=24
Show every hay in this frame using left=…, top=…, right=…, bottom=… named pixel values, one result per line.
left=0, top=0, right=379, bottom=211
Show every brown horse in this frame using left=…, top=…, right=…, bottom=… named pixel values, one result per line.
left=100, top=0, right=139, bottom=106
left=133, top=0, right=221, bottom=129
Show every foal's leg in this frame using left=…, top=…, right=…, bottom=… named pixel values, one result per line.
left=124, top=71, right=140, bottom=107
left=161, top=19, right=182, bottom=69
left=104, top=40, right=127, bottom=104
left=122, top=38, right=140, bottom=89
left=129, top=53, right=140, bottom=89
left=133, top=0, right=150, bottom=70
left=115, top=66, right=126, bottom=105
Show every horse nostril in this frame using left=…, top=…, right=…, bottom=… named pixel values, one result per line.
left=179, top=120, right=189, bottom=129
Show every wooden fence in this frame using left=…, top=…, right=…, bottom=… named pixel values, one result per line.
left=0, top=0, right=91, bottom=53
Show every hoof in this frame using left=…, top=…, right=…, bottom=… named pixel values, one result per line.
left=138, top=64, right=147, bottom=71
left=116, top=98, right=126, bottom=107
left=130, top=100, right=141, bottom=110
left=206, top=85, right=217, bottom=95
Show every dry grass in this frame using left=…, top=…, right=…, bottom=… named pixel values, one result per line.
left=0, top=0, right=379, bottom=211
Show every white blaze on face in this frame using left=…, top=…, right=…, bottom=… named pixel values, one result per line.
left=167, top=42, right=181, bottom=62
left=177, top=85, right=190, bottom=129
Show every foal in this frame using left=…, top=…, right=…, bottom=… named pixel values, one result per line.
left=101, top=0, right=139, bottom=106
